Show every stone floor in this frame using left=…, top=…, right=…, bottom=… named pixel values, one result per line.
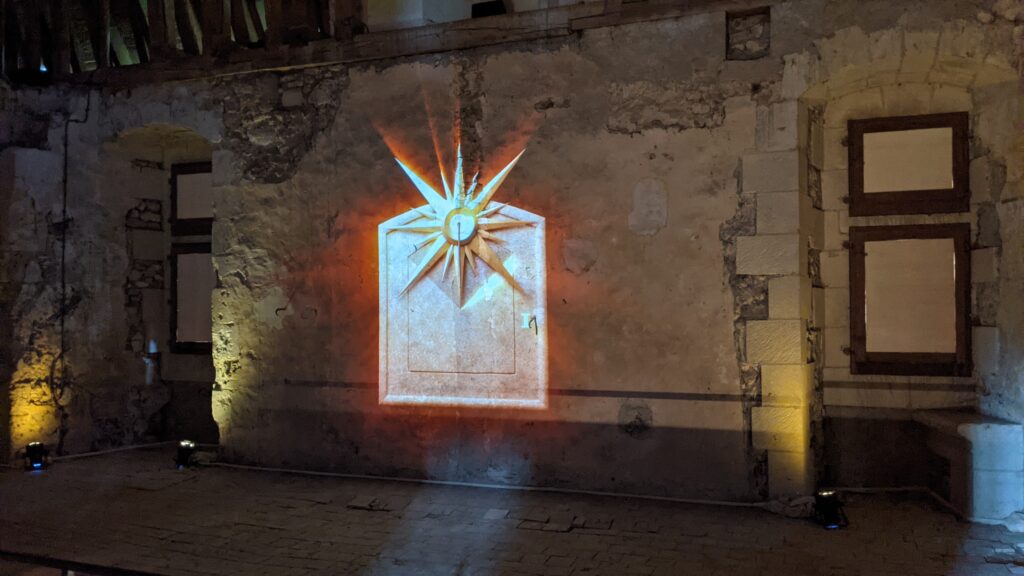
left=2, top=447, right=1024, bottom=576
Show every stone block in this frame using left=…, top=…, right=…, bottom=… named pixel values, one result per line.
left=742, top=151, right=799, bottom=193
left=973, top=326, right=1000, bottom=379
left=768, top=449, right=813, bottom=497
left=812, top=287, right=825, bottom=327
left=880, top=84, right=931, bottom=117
left=901, top=30, right=939, bottom=74
left=823, top=127, right=847, bottom=171
left=280, top=89, right=304, bottom=108
left=756, top=101, right=799, bottom=152
left=824, top=88, right=883, bottom=128
left=820, top=250, right=848, bottom=287
left=960, top=419, right=1023, bottom=472
left=823, top=288, right=848, bottom=327
left=768, top=275, right=811, bottom=319
left=970, top=156, right=1006, bottom=205
left=628, top=178, right=667, bottom=236
left=824, top=212, right=846, bottom=251
left=821, top=170, right=848, bottom=211
left=970, top=470, right=1024, bottom=522
left=781, top=53, right=815, bottom=101
left=972, top=248, right=999, bottom=284
left=736, top=235, right=801, bottom=276
left=761, top=364, right=812, bottom=406
left=747, top=319, right=806, bottom=364
left=757, top=191, right=800, bottom=234
left=753, top=406, right=809, bottom=451
left=823, top=326, right=849, bottom=368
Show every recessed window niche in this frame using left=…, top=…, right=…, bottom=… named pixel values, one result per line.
left=849, top=224, right=971, bottom=376
left=848, top=112, right=969, bottom=216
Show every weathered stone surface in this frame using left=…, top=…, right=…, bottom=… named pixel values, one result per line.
left=628, top=178, right=667, bottom=236
left=736, top=235, right=801, bottom=276
left=767, top=275, right=810, bottom=320
left=752, top=405, right=810, bottom=451
left=742, top=151, right=800, bottom=194
left=561, top=238, right=598, bottom=275
left=757, top=191, right=800, bottom=234
left=761, top=363, right=812, bottom=406
left=727, top=8, right=771, bottom=61
left=747, top=320, right=806, bottom=365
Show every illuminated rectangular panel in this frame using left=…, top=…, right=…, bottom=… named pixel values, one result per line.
left=379, top=204, right=547, bottom=408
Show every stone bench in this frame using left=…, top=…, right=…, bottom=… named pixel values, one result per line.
left=914, top=409, right=1024, bottom=523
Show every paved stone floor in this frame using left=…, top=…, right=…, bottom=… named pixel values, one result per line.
left=2, top=447, right=1024, bottom=575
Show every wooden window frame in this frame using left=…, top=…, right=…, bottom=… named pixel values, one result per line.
left=848, top=112, right=970, bottom=217
left=170, top=242, right=213, bottom=355
left=170, top=162, right=213, bottom=236
left=848, top=223, right=972, bottom=376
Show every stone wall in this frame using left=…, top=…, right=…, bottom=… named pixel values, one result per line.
left=1, top=0, right=1022, bottom=503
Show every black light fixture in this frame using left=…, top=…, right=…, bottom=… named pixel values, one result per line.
left=814, top=490, right=848, bottom=530
left=175, top=440, right=196, bottom=469
left=24, top=442, right=48, bottom=471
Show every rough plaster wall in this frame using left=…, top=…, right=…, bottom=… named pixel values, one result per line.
left=202, top=1, right=1023, bottom=499
left=1, top=0, right=1021, bottom=500
left=0, top=84, right=223, bottom=459
left=206, top=11, right=766, bottom=499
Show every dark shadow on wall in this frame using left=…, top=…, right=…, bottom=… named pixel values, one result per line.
left=227, top=404, right=754, bottom=502
left=822, top=415, right=931, bottom=488
left=161, top=380, right=219, bottom=445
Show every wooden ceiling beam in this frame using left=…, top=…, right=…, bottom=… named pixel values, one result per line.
left=16, top=1, right=42, bottom=72
left=146, top=0, right=168, bottom=56
left=0, top=0, right=7, bottom=76
left=50, top=0, right=71, bottom=74
left=229, top=0, right=249, bottom=44
left=199, top=0, right=229, bottom=55
left=126, top=0, right=150, bottom=63
left=92, top=0, right=111, bottom=67
left=263, top=0, right=282, bottom=47
left=174, top=0, right=200, bottom=55
left=330, top=0, right=361, bottom=41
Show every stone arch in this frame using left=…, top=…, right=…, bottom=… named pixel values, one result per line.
left=784, top=20, right=1023, bottom=516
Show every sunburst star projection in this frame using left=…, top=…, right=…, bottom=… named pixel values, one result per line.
left=393, top=146, right=532, bottom=307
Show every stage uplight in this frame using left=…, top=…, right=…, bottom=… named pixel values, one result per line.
left=24, top=442, right=48, bottom=471
left=814, top=490, right=848, bottom=530
left=175, top=440, right=196, bottom=469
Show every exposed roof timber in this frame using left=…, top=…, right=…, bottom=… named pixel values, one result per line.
left=199, top=0, right=229, bottom=56
left=89, top=0, right=111, bottom=68
left=51, top=0, right=72, bottom=74
left=147, top=0, right=171, bottom=57
left=13, top=0, right=779, bottom=87
left=126, top=0, right=150, bottom=63
left=173, top=0, right=201, bottom=55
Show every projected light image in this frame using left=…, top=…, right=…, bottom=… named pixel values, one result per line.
left=392, top=146, right=530, bottom=307
left=379, top=140, right=547, bottom=409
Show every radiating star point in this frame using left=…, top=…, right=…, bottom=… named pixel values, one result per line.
left=394, top=148, right=530, bottom=307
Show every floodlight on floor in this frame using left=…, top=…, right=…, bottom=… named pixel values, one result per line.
left=24, top=442, right=48, bottom=471
left=176, top=439, right=196, bottom=469
left=814, top=490, right=848, bottom=530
